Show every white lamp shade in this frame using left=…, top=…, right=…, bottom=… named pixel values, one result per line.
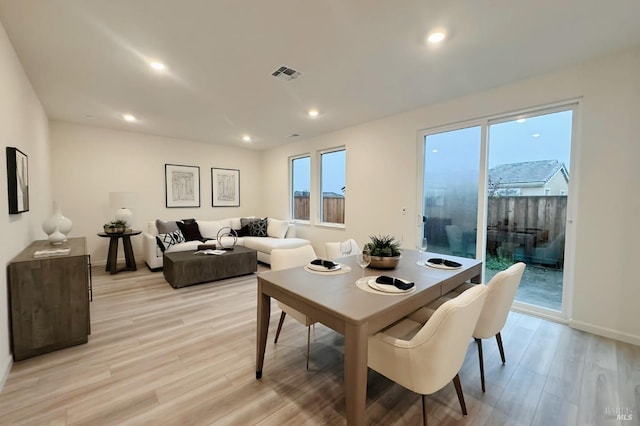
left=109, top=192, right=137, bottom=226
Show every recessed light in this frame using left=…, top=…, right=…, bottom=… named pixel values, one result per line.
left=432, top=149, right=439, bottom=153
left=308, top=109, right=319, bottom=118
left=532, top=133, right=540, bottom=138
left=516, top=118, right=526, bottom=123
left=242, top=135, right=252, bottom=142
left=150, top=61, right=166, bottom=71
left=123, top=114, right=136, bottom=122
left=427, top=30, right=446, bottom=44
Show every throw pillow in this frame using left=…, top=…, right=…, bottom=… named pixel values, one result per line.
left=249, top=218, right=268, bottom=237
left=156, top=229, right=186, bottom=252
left=197, top=220, right=223, bottom=240
left=177, top=221, right=203, bottom=241
left=181, top=218, right=196, bottom=224
left=240, top=217, right=259, bottom=228
left=156, top=219, right=178, bottom=234
left=267, top=218, right=289, bottom=239
left=235, top=224, right=250, bottom=237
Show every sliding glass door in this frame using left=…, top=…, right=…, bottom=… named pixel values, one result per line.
left=486, top=109, right=573, bottom=310
left=419, top=104, right=576, bottom=317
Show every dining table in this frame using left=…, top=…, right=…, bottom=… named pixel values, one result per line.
left=255, top=249, right=482, bottom=426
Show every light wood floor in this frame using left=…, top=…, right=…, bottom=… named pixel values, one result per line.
left=0, top=263, right=638, bottom=425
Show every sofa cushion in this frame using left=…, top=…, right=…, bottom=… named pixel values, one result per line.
left=165, top=240, right=214, bottom=253
left=177, top=221, right=203, bottom=241
left=156, top=229, right=186, bottom=252
left=249, top=218, right=268, bottom=237
left=197, top=220, right=224, bottom=239
left=267, top=218, right=289, bottom=239
left=156, top=219, right=179, bottom=234
left=229, top=217, right=242, bottom=230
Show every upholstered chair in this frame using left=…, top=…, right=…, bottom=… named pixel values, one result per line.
left=456, top=262, right=525, bottom=391
left=424, top=262, right=526, bottom=392
left=368, top=285, right=488, bottom=425
left=324, top=238, right=360, bottom=260
left=270, top=245, right=318, bottom=369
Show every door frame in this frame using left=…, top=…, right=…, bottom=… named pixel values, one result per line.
left=416, top=100, right=581, bottom=322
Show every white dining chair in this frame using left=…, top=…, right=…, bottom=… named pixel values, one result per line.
left=368, top=285, right=488, bottom=425
left=420, top=262, right=526, bottom=392
left=453, top=262, right=526, bottom=392
left=271, top=244, right=318, bottom=369
left=325, top=238, right=360, bottom=260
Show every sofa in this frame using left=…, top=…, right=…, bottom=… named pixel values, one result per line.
left=143, top=217, right=311, bottom=270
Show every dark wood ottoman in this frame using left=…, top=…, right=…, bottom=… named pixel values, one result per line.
left=163, top=246, right=257, bottom=288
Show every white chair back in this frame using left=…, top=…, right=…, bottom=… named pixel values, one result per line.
left=473, top=262, right=525, bottom=339
left=271, top=245, right=317, bottom=272
left=325, top=239, right=360, bottom=259
left=368, top=285, right=487, bottom=395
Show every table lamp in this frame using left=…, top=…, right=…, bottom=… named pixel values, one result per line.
left=109, top=192, right=137, bottom=227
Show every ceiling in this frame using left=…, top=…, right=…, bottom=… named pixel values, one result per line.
left=1, top=1, right=640, bottom=150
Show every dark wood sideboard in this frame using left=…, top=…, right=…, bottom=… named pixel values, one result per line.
left=7, top=237, right=91, bottom=361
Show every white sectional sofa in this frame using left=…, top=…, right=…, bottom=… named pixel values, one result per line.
left=142, top=217, right=310, bottom=270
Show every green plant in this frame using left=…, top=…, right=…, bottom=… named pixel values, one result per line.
left=485, top=255, right=514, bottom=271
left=363, top=234, right=402, bottom=257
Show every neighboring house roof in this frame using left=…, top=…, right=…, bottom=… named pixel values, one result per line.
left=488, top=160, right=569, bottom=187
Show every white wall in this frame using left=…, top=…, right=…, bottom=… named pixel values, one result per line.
left=0, top=23, right=51, bottom=386
left=49, top=122, right=264, bottom=264
left=262, top=46, right=640, bottom=344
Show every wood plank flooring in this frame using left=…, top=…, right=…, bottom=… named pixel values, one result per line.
left=0, top=264, right=638, bottom=425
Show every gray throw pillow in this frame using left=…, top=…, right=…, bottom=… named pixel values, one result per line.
left=156, top=219, right=179, bottom=234
left=240, top=217, right=259, bottom=228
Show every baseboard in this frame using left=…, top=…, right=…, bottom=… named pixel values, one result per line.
left=569, top=320, right=640, bottom=346
left=0, top=353, right=12, bottom=392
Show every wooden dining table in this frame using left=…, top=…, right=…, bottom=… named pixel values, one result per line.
left=255, top=249, right=482, bottom=425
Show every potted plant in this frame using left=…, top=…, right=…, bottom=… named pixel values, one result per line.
left=103, top=220, right=127, bottom=233
left=363, top=234, right=402, bottom=269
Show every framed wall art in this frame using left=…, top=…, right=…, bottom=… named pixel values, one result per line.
left=165, top=164, right=200, bottom=208
left=6, top=147, right=29, bottom=214
left=211, top=168, right=240, bottom=207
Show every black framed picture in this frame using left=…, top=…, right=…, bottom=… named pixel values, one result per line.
left=165, top=163, right=200, bottom=208
left=211, top=168, right=240, bottom=207
left=6, top=147, right=29, bottom=214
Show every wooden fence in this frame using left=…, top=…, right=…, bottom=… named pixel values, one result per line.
left=294, top=195, right=344, bottom=224
left=487, top=195, right=567, bottom=244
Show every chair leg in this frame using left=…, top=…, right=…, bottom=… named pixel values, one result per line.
left=306, top=325, right=311, bottom=370
left=274, top=312, right=286, bottom=343
left=496, top=332, right=506, bottom=364
left=421, top=394, right=429, bottom=426
left=452, top=374, right=468, bottom=416
left=475, top=338, right=485, bottom=393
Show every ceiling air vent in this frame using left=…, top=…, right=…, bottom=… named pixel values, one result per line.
left=272, top=65, right=302, bottom=81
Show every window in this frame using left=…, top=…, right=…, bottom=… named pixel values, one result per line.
left=291, top=155, right=310, bottom=221
left=320, top=148, right=345, bottom=224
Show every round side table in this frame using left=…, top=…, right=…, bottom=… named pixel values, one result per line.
left=97, top=230, right=142, bottom=274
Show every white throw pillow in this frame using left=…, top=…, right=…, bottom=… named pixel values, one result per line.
left=267, top=218, right=289, bottom=239
left=228, top=217, right=242, bottom=230
left=197, top=220, right=223, bottom=239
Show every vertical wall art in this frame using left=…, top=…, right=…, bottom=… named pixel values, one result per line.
left=6, top=147, right=29, bottom=214
left=211, top=168, right=240, bottom=207
left=165, top=163, right=200, bottom=208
